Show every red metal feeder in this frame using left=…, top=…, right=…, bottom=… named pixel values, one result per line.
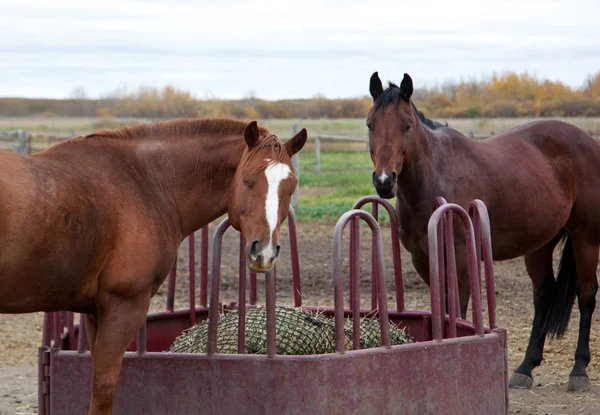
left=38, top=196, right=508, bottom=414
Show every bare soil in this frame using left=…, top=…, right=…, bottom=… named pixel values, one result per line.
left=2, top=220, right=600, bottom=415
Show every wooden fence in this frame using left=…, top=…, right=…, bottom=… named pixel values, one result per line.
left=0, top=130, right=73, bottom=154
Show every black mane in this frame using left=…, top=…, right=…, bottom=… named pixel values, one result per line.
left=411, top=102, right=447, bottom=130
left=373, top=82, right=447, bottom=130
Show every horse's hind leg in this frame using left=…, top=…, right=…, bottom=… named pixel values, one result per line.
left=567, top=233, right=598, bottom=391
left=88, top=290, right=151, bottom=414
left=509, top=233, right=563, bottom=388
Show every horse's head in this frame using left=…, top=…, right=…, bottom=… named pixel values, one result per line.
left=228, top=121, right=307, bottom=273
left=367, top=71, right=417, bottom=199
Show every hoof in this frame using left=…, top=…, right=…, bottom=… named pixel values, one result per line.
left=568, top=375, right=589, bottom=392
left=509, top=372, right=533, bottom=389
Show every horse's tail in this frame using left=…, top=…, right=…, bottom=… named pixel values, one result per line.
left=544, top=233, right=578, bottom=339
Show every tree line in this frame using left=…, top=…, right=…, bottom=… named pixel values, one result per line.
left=2, top=71, right=600, bottom=119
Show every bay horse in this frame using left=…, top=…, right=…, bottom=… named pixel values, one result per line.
left=367, top=71, right=600, bottom=392
left=0, top=118, right=307, bottom=414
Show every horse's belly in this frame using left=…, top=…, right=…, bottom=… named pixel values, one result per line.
left=489, top=217, right=566, bottom=261
left=0, top=252, right=97, bottom=313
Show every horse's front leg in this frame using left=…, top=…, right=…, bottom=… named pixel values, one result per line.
left=85, top=314, right=98, bottom=357
left=88, top=289, right=151, bottom=415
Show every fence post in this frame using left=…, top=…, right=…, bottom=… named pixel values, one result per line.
left=291, top=123, right=299, bottom=206
left=315, top=132, right=320, bottom=175
left=13, top=129, right=28, bottom=154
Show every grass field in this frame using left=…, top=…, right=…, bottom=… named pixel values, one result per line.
left=2, top=115, right=600, bottom=223
left=294, top=150, right=379, bottom=223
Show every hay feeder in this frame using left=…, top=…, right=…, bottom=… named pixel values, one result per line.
left=37, top=196, right=508, bottom=414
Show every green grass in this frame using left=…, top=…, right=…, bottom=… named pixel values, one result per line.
left=298, top=150, right=371, bottom=170
left=295, top=199, right=396, bottom=224
left=294, top=150, right=394, bottom=223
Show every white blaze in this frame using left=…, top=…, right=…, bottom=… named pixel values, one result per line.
left=378, top=169, right=388, bottom=183
left=262, top=161, right=290, bottom=264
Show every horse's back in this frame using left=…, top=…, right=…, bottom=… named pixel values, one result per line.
left=486, top=119, right=599, bottom=152
left=432, top=120, right=600, bottom=259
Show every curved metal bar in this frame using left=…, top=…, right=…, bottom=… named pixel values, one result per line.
left=370, top=203, right=379, bottom=310
left=432, top=196, right=448, bottom=209
left=333, top=209, right=390, bottom=353
left=200, top=227, right=209, bottom=307
left=350, top=217, right=360, bottom=348
left=434, top=197, right=461, bottom=322
left=249, top=271, right=257, bottom=304
left=188, top=234, right=196, bottom=326
left=352, top=196, right=404, bottom=311
left=238, top=234, right=247, bottom=354
left=436, top=213, right=446, bottom=338
left=207, top=217, right=231, bottom=356
left=443, top=214, right=459, bottom=338
left=286, top=206, right=302, bottom=307
left=265, top=269, right=277, bottom=357
left=432, top=197, right=450, bottom=338
left=428, top=203, right=484, bottom=341
left=469, top=200, right=497, bottom=329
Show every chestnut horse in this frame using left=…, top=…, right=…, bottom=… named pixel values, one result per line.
left=367, top=71, right=600, bottom=392
left=0, top=118, right=307, bottom=414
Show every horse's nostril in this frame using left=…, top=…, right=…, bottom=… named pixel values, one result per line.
left=275, top=245, right=281, bottom=257
left=390, top=171, right=397, bottom=182
left=250, top=240, right=259, bottom=258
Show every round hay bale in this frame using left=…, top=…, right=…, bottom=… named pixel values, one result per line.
left=168, top=305, right=414, bottom=355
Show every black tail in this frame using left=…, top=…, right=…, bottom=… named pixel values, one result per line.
left=544, top=234, right=578, bottom=339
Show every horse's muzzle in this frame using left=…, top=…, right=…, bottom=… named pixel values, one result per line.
left=372, top=171, right=397, bottom=199
left=247, top=240, right=280, bottom=272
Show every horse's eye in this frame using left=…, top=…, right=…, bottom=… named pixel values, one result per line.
left=366, top=123, right=372, bottom=131
left=243, top=179, right=254, bottom=188
left=405, top=125, right=412, bottom=133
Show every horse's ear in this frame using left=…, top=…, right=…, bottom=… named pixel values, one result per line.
left=284, top=128, right=307, bottom=156
left=369, top=71, right=384, bottom=101
left=400, top=73, right=413, bottom=102
left=244, top=120, right=260, bottom=148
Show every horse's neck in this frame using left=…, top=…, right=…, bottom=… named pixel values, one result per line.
left=130, top=134, right=245, bottom=238
left=398, top=126, right=444, bottom=210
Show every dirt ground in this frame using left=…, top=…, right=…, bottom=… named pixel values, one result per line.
left=2, top=219, right=600, bottom=415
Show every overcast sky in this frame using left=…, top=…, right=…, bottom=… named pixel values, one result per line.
left=1, top=0, right=600, bottom=100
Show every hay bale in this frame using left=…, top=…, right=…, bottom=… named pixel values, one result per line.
left=169, top=305, right=414, bottom=355
left=343, top=316, right=414, bottom=350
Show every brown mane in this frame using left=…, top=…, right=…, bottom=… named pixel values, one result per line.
left=84, top=118, right=270, bottom=140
